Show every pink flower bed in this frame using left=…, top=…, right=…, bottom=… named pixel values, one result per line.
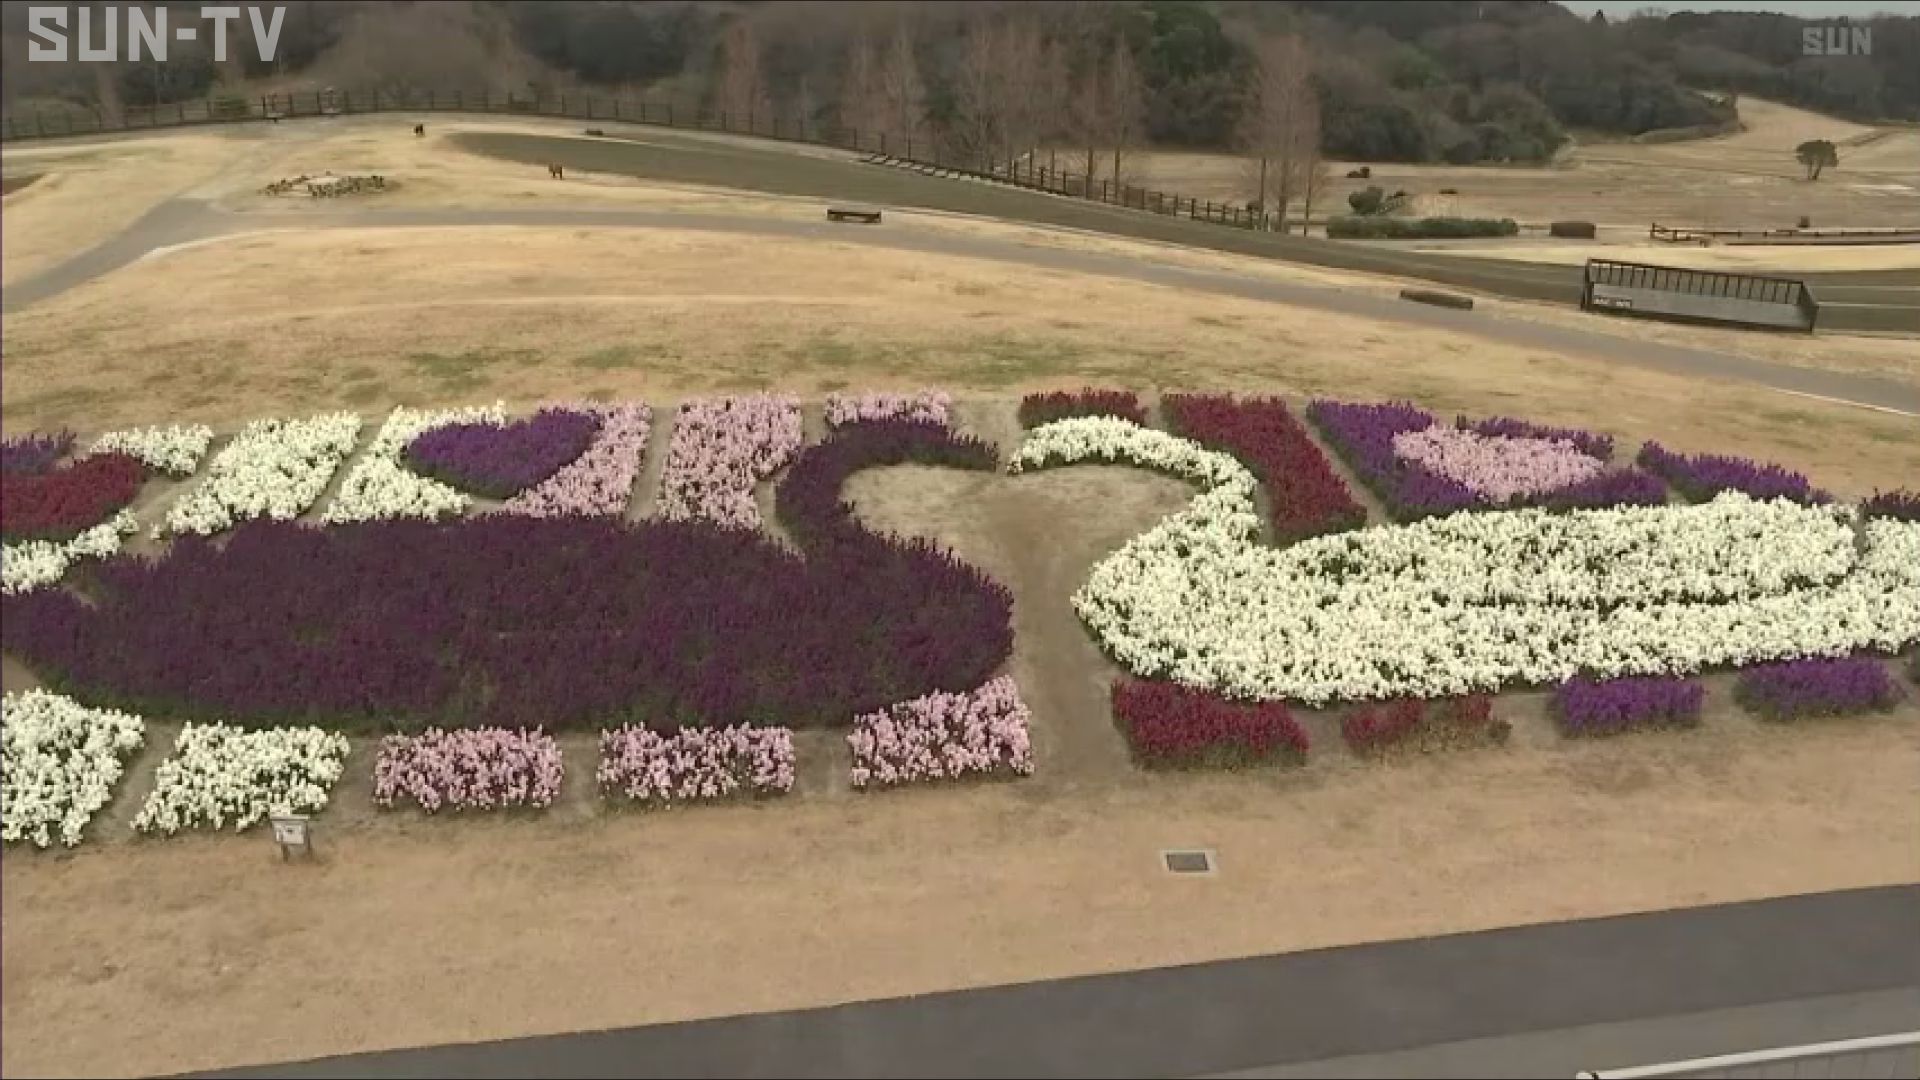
left=372, top=727, right=564, bottom=812
left=824, top=391, right=953, bottom=428
left=597, top=724, right=796, bottom=804
left=848, top=676, right=1035, bottom=789
left=1392, top=426, right=1604, bottom=504
left=499, top=403, right=652, bottom=518
left=656, top=395, right=803, bottom=529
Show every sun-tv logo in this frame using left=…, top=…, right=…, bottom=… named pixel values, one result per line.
left=26, top=6, right=285, bottom=62
left=1802, top=22, right=1872, bottom=57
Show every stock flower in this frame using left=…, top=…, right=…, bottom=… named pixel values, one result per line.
left=373, top=727, right=563, bottom=812
left=133, top=723, right=349, bottom=835
left=498, top=404, right=652, bottom=518
left=2, top=689, right=145, bottom=848
left=598, top=724, right=795, bottom=803
left=825, top=390, right=953, bottom=428
left=656, top=395, right=803, bottom=529
left=86, top=424, right=215, bottom=476
left=847, top=677, right=1034, bottom=788
left=167, top=412, right=362, bottom=534
left=322, top=404, right=502, bottom=524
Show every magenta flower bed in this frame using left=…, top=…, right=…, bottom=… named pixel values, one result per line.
left=1163, top=393, right=1366, bottom=541
left=402, top=408, right=601, bottom=499
left=1862, top=489, right=1920, bottom=522
left=1552, top=676, right=1705, bottom=737
left=4, top=424, right=1013, bottom=733
left=1112, top=679, right=1308, bottom=768
left=1459, top=416, right=1612, bottom=460
left=1305, top=400, right=1479, bottom=519
left=848, top=676, right=1034, bottom=789
left=373, top=727, right=564, bottom=812
left=657, top=395, right=803, bottom=529
left=1393, top=426, right=1604, bottom=505
left=597, top=724, right=795, bottom=804
left=499, top=404, right=652, bottom=518
left=0, top=452, right=146, bottom=543
left=825, top=391, right=953, bottom=428
left=1018, top=389, right=1148, bottom=428
left=1, top=431, right=74, bottom=476
left=1734, top=658, right=1902, bottom=721
left=1342, top=695, right=1505, bottom=753
left=1636, top=442, right=1830, bottom=505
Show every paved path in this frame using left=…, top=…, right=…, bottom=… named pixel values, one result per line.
left=193, top=885, right=1919, bottom=1079
left=6, top=198, right=1917, bottom=415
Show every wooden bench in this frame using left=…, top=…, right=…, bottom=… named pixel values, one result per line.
left=827, top=206, right=882, bottom=224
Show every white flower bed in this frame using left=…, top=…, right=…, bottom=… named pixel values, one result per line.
left=656, top=396, right=803, bottom=529
left=133, top=724, right=350, bottom=835
left=3, top=690, right=145, bottom=848
left=85, top=424, right=216, bottom=477
left=165, top=413, right=362, bottom=535
left=322, top=404, right=504, bottom=524
left=597, top=724, right=795, bottom=804
left=1, top=510, right=138, bottom=595
left=1017, top=418, right=1920, bottom=704
left=824, top=390, right=954, bottom=428
left=848, top=677, right=1035, bottom=789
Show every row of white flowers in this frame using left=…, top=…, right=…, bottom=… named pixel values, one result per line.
left=1, top=510, right=138, bottom=595
left=85, top=423, right=216, bottom=477
left=2, top=690, right=146, bottom=848
left=165, top=413, right=363, bottom=535
left=1015, top=418, right=1920, bottom=704
left=133, top=724, right=350, bottom=835
left=321, top=403, right=504, bottom=524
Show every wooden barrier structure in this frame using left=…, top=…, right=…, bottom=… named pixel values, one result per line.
left=1582, top=259, right=1818, bottom=331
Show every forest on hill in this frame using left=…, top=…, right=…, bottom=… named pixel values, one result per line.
left=4, top=0, right=1911, bottom=170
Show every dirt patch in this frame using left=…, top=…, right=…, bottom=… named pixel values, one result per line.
left=1, top=172, right=42, bottom=195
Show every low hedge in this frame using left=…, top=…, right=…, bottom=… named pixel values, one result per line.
left=1327, top=216, right=1519, bottom=240
left=1549, top=221, right=1597, bottom=239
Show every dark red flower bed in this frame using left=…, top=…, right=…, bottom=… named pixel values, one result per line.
left=1163, top=393, right=1366, bottom=541
left=1112, top=679, right=1308, bottom=767
left=1, top=425, right=1013, bottom=733
left=0, top=452, right=145, bottom=543
left=1341, top=695, right=1506, bottom=754
left=1017, top=388, right=1148, bottom=428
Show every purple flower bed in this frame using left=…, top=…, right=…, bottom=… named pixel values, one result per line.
left=1862, top=489, right=1920, bottom=522
left=3, top=425, right=1013, bottom=733
left=1305, top=400, right=1479, bottom=519
left=598, top=724, right=795, bottom=804
left=657, top=395, right=803, bottom=529
left=1459, top=416, right=1613, bottom=460
left=498, top=404, right=651, bottom=518
left=402, top=408, right=601, bottom=500
left=1637, top=442, right=1830, bottom=505
left=848, top=676, right=1034, bottom=789
left=1, top=431, right=74, bottom=476
left=774, top=419, right=997, bottom=549
left=373, top=727, right=564, bottom=812
left=1734, top=657, right=1902, bottom=721
left=1018, top=389, right=1148, bottom=428
left=1552, top=676, right=1705, bottom=737
left=1530, top=468, right=1669, bottom=510
left=825, top=390, right=953, bottom=429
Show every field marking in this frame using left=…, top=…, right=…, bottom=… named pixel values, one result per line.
left=1769, top=387, right=1920, bottom=418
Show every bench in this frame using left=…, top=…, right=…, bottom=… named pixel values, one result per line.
left=827, top=207, right=882, bottom=224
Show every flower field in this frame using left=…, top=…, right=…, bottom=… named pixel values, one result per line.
left=1, top=389, right=1913, bottom=848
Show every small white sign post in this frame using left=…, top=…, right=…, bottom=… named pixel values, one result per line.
left=270, top=814, right=312, bottom=861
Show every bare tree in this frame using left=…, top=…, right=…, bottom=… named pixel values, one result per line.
left=1300, top=155, right=1331, bottom=233
left=1101, top=38, right=1145, bottom=194
left=714, top=19, right=768, bottom=132
left=949, top=18, right=1001, bottom=161
left=1067, top=50, right=1109, bottom=194
left=839, top=30, right=885, bottom=144
left=1239, top=34, right=1318, bottom=232
left=878, top=22, right=924, bottom=150
left=994, top=18, right=1049, bottom=164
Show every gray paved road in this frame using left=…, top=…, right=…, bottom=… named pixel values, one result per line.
left=5, top=198, right=1917, bottom=415
left=192, top=885, right=1919, bottom=1079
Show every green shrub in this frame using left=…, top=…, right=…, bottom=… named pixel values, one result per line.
left=1328, top=216, right=1519, bottom=240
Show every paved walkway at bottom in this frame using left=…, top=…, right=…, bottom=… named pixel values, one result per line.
left=196, top=885, right=1918, bottom=1079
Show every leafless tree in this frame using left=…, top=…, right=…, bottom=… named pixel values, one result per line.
left=838, top=30, right=885, bottom=144
left=1067, top=51, right=1109, bottom=193
left=1239, top=34, right=1318, bottom=232
left=1101, top=38, right=1145, bottom=194
left=878, top=21, right=924, bottom=150
left=1300, top=155, right=1331, bottom=232
left=714, top=19, right=768, bottom=132
left=949, top=18, right=1001, bottom=161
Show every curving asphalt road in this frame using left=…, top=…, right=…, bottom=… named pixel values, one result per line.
left=4, top=196, right=1917, bottom=415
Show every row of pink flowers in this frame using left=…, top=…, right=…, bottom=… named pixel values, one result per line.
left=1392, top=426, right=1604, bottom=504
left=372, top=727, right=565, bottom=812
left=656, top=395, right=803, bottom=529
left=597, top=724, right=797, bottom=804
left=848, top=676, right=1035, bottom=789
left=824, top=390, right=953, bottom=429
left=496, top=403, right=652, bottom=517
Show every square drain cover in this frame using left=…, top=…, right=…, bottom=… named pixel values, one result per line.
left=1163, top=849, right=1216, bottom=875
